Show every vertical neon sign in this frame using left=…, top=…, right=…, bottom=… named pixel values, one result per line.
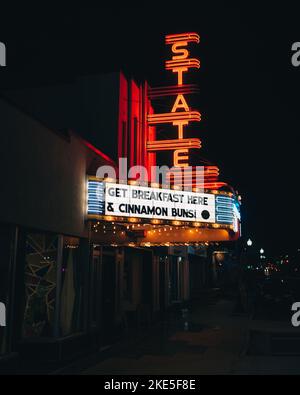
left=147, top=32, right=201, bottom=168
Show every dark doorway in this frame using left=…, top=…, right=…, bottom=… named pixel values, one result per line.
left=101, top=248, right=116, bottom=345
left=159, top=257, right=167, bottom=312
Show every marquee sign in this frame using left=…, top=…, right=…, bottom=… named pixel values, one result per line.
left=87, top=179, right=241, bottom=229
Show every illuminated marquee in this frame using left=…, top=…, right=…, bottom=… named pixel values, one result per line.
left=147, top=32, right=201, bottom=169
left=87, top=179, right=240, bottom=229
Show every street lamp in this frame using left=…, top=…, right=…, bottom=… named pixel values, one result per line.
left=247, top=239, right=253, bottom=247
left=260, top=248, right=264, bottom=254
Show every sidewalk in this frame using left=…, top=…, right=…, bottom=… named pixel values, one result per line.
left=79, top=298, right=300, bottom=375
left=51, top=295, right=300, bottom=375
left=80, top=298, right=250, bottom=375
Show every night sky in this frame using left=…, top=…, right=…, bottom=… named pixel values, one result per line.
left=1, top=4, right=300, bottom=256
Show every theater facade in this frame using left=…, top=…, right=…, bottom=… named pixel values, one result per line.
left=87, top=32, right=241, bottom=248
left=0, top=32, right=241, bottom=371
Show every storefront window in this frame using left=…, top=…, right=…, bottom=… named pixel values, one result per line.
left=60, top=237, right=84, bottom=336
left=22, top=233, right=58, bottom=338
left=22, top=233, right=86, bottom=339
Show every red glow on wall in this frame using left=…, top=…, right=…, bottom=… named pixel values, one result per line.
left=82, top=139, right=116, bottom=165
left=117, top=77, right=156, bottom=179
left=147, top=96, right=156, bottom=173
left=118, top=73, right=128, bottom=161
left=129, top=80, right=140, bottom=169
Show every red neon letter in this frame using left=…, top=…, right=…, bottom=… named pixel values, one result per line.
left=171, top=94, right=190, bottom=113
left=172, top=67, right=188, bottom=86
left=172, top=120, right=188, bottom=139
left=174, top=149, right=189, bottom=167
left=172, top=41, right=189, bottom=60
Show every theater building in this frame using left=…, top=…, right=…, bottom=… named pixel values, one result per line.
left=0, top=32, right=241, bottom=370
